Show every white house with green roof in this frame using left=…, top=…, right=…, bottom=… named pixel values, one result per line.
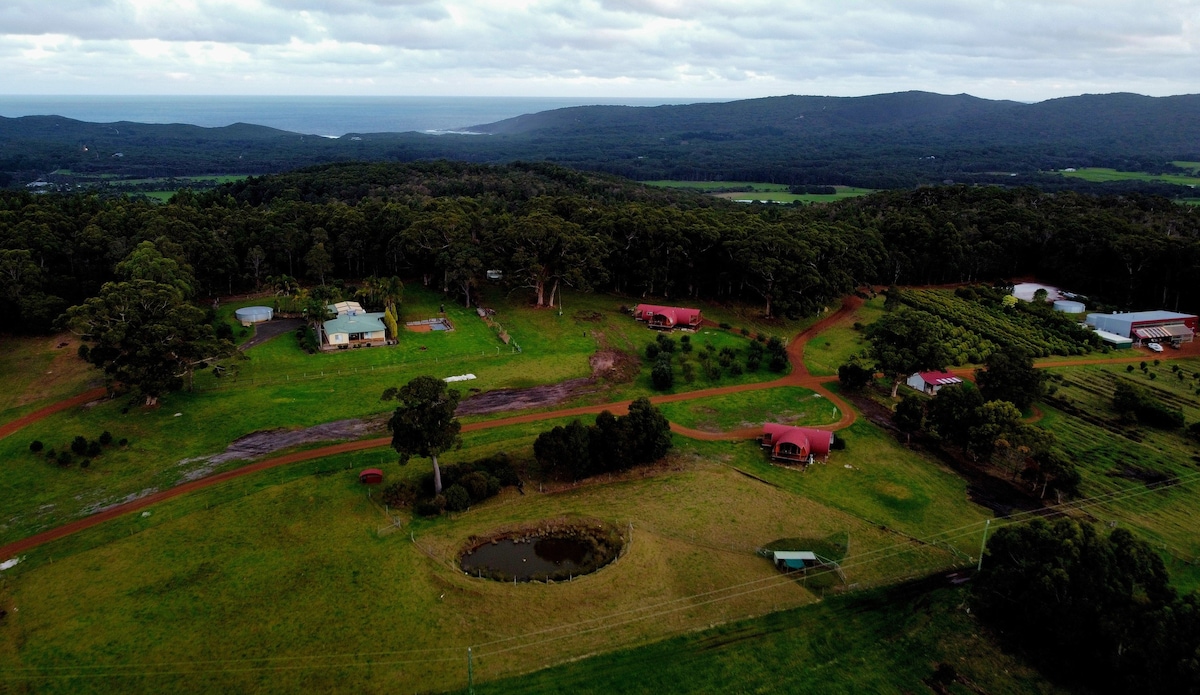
left=321, top=303, right=388, bottom=350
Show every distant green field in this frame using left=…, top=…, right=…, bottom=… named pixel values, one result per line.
left=643, top=181, right=875, bottom=204
left=1057, top=167, right=1200, bottom=187
left=1172, top=161, right=1200, bottom=175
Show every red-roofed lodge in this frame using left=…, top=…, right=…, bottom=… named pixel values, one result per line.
left=906, top=371, right=963, bottom=395
left=758, top=423, right=834, bottom=465
left=632, top=304, right=703, bottom=330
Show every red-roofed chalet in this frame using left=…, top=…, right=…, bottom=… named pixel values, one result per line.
left=633, top=304, right=703, bottom=330
left=906, top=371, right=963, bottom=395
left=758, top=423, right=834, bottom=465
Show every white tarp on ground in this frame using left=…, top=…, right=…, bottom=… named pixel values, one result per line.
left=0, top=557, right=22, bottom=571
left=444, top=374, right=477, bottom=382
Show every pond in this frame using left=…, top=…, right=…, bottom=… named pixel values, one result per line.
left=460, top=524, right=623, bottom=583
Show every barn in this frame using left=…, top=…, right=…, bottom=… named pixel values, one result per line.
left=632, top=304, right=703, bottom=330
left=1086, top=310, right=1197, bottom=347
left=759, top=423, right=834, bottom=465
left=906, top=370, right=963, bottom=395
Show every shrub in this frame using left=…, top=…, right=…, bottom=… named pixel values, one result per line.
left=29, top=440, right=43, bottom=453
left=728, top=362, right=744, bottom=376
left=118, top=438, right=128, bottom=446
left=99, top=431, right=113, bottom=445
left=681, top=360, right=696, bottom=383
left=415, top=495, right=446, bottom=517
left=655, top=335, right=676, bottom=353
left=1127, top=365, right=1135, bottom=373
left=740, top=327, right=750, bottom=336
left=718, top=322, right=732, bottom=329
left=651, top=358, right=675, bottom=390
left=756, top=332, right=767, bottom=343
left=86, top=440, right=102, bottom=457
left=644, top=342, right=660, bottom=360
left=380, top=481, right=418, bottom=508
left=459, top=471, right=492, bottom=502
left=680, top=340, right=693, bottom=353
left=57, top=451, right=71, bottom=467
left=45, top=448, right=56, bottom=462
left=766, top=336, right=785, bottom=355
left=444, top=484, right=470, bottom=512
left=70, top=436, right=88, bottom=456
left=80, top=459, right=90, bottom=469
left=768, top=353, right=788, bottom=372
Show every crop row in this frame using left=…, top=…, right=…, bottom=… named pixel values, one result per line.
left=898, top=290, right=1092, bottom=357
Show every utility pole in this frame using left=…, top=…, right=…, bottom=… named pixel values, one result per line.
left=468, top=647, right=475, bottom=695
left=977, top=519, right=991, bottom=572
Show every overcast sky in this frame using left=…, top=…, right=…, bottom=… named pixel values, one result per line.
left=3, top=0, right=1198, bottom=101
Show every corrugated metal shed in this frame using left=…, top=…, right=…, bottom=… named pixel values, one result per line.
left=772, top=551, right=817, bottom=569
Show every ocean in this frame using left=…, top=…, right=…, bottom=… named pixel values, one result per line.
left=0, top=95, right=719, bottom=137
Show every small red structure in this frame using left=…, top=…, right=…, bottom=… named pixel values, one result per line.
left=759, top=424, right=834, bottom=465
left=632, top=304, right=703, bottom=330
left=359, top=468, right=384, bottom=485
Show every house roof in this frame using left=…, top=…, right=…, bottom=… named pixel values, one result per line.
left=328, top=300, right=365, bottom=316
left=324, top=312, right=385, bottom=335
left=634, top=304, right=702, bottom=325
left=762, top=423, right=834, bottom=457
left=1091, top=310, right=1196, bottom=324
left=918, top=371, right=963, bottom=386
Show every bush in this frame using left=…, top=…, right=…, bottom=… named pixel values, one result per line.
left=45, top=448, right=56, bottom=462
left=651, top=358, right=675, bottom=390
left=681, top=360, right=696, bottom=383
left=644, top=342, right=660, bottom=360
left=740, top=327, right=750, bottom=336
left=57, top=451, right=71, bottom=467
left=99, top=431, right=113, bottom=445
left=459, top=471, right=493, bottom=502
left=444, top=484, right=470, bottom=512
left=728, top=362, right=744, bottom=376
left=118, top=438, right=128, bottom=446
left=768, top=353, right=788, bottom=372
left=29, top=440, right=43, bottom=453
left=718, top=322, right=732, bottom=330
left=655, top=334, right=676, bottom=353
left=86, top=440, right=102, bottom=457
left=70, top=436, right=88, bottom=456
left=380, top=481, right=418, bottom=508
left=80, top=459, right=90, bottom=469
left=415, top=495, right=446, bottom=517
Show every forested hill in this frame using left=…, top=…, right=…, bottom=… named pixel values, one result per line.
left=2, top=161, right=1199, bottom=337
left=463, top=91, right=1200, bottom=188
left=4, top=92, right=1200, bottom=194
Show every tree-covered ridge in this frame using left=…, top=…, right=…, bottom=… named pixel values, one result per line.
left=1, top=162, right=1199, bottom=338
left=4, top=92, right=1200, bottom=195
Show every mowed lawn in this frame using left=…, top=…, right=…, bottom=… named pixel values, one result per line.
left=803, top=295, right=884, bottom=376
left=656, top=386, right=841, bottom=432
left=0, top=427, right=978, bottom=694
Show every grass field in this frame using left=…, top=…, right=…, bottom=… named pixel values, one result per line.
left=0, top=427, right=982, bottom=693
left=642, top=180, right=876, bottom=204
left=803, top=295, right=884, bottom=376
left=472, top=579, right=1065, bottom=695
left=656, top=387, right=840, bottom=432
left=0, top=333, right=100, bottom=423
left=1057, top=167, right=1200, bottom=188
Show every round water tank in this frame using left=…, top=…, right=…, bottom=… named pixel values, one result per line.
left=1053, top=300, right=1086, bottom=314
left=235, top=306, right=273, bottom=325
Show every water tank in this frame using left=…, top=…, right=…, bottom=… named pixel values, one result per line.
left=1053, top=300, right=1086, bottom=314
left=235, top=306, right=273, bottom=325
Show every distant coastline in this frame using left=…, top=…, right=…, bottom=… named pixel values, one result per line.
left=0, top=95, right=721, bottom=137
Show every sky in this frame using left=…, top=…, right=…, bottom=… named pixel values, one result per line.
left=2, top=0, right=1198, bottom=101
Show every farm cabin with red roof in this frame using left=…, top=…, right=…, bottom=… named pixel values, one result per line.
left=758, top=423, right=834, bottom=465
left=906, top=371, right=963, bottom=395
left=632, top=304, right=703, bottom=330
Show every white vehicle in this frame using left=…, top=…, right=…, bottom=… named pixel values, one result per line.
left=1147, top=342, right=1164, bottom=353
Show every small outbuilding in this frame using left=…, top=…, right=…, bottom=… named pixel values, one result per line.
left=632, top=304, right=703, bottom=330
left=906, top=371, right=963, bottom=395
left=359, top=468, right=384, bottom=485
left=772, top=550, right=818, bottom=571
left=759, top=423, right=834, bottom=465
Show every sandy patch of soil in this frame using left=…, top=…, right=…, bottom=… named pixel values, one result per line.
left=175, top=416, right=388, bottom=482
left=456, top=348, right=640, bottom=416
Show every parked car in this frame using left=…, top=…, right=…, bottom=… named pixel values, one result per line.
left=1147, top=342, right=1164, bottom=352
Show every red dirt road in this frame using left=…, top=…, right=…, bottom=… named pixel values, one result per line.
left=0, top=387, right=107, bottom=442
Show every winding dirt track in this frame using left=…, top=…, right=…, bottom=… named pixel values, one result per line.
left=2, top=294, right=1123, bottom=559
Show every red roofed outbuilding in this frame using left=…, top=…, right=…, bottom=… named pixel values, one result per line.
left=759, top=423, right=835, bottom=465
left=632, top=304, right=703, bottom=330
left=906, top=371, right=963, bottom=395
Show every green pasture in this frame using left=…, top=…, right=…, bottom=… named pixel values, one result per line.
left=803, top=295, right=884, bottom=376
left=656, top=386, right=840, bottom=432
left=1173, top=161, right=1200, bottom=175
left=1057, top=167, right=1200, bottom=187
left=0, top=429, right=973, bottom=694
left=0, top=334, right=100, bottom=423
left=1039, top=359, right=1200, bottom=589
left=642, top=180, right=876, bottom=204
left=477, top=581, right=1062, bottom=695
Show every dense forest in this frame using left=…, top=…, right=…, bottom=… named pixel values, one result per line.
left=3, top=92, right=1200, bottom=195
left=1, top=161, right=1199, bottom=337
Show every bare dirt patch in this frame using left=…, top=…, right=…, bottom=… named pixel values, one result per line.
left=456, top=378, right=596, bottom=416
left=175, top=416, right=389, bottom=482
